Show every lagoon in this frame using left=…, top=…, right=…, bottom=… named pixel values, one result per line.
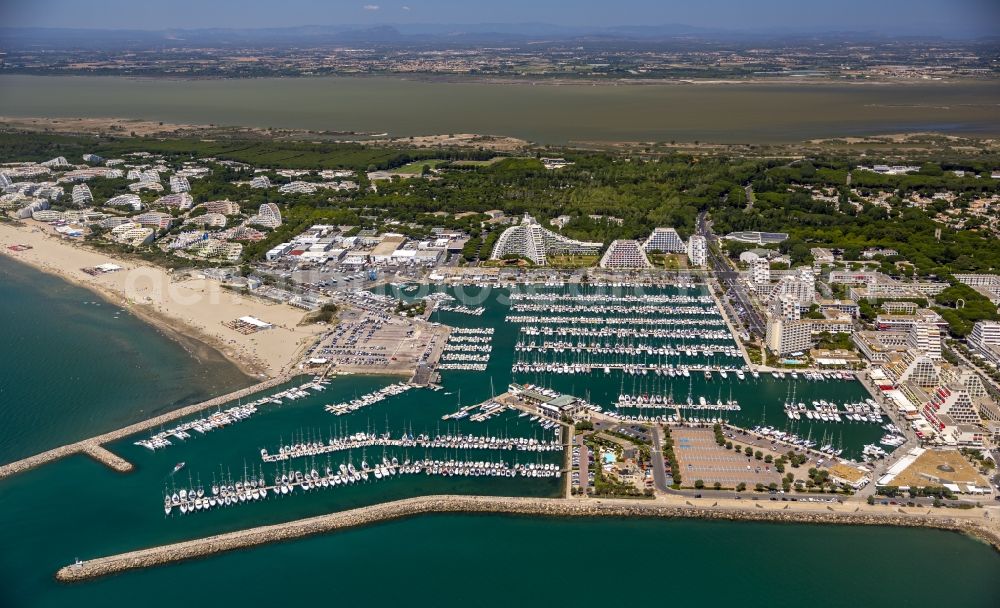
left=0, top=75, right=998, bottom=144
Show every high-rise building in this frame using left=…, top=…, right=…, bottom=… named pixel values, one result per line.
left=750, top=257, right=771, bottom=286
left=686, top=235, right=707, bottom=267
left=642, top=227, right=686, bottom=253
left=169, top=175, right=191, bottom=193
left=769, top=268, right=815, bottom=309
left=249, top=202, right=282, bottom=228
left=599, top=240, right=652, bottom=269
left=491, top=214, right=602, bottom=266
left=71, top=183, right=93, bottom=206
left=907, top=322, right=942, bottom=360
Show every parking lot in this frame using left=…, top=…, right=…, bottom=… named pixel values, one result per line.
left=673, top=427, right=783, bottom=488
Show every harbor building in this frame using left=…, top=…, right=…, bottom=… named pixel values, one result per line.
left=599, top=240, right=652, bottom=269
left=686, top=235, right=707, bottom=268
left=765, top=294, right=811, bottom=355
left=490, top=214, right=602, bottom=265
left=766, top=316, right=812, bottom=356
left=642, top=227, right=686, bottom=253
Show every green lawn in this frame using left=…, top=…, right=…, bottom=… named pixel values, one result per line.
left=394, top=159, right=449, bottom=174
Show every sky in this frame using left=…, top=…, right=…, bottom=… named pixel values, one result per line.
left=1, top=0, right=998, bottom=37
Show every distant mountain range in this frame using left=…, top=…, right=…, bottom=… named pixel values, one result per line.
left=0, top=23, right=993, bottom=50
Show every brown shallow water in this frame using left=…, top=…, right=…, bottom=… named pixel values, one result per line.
left=0, top=75, right=997, bottom=143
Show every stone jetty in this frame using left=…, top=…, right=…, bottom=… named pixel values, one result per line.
left=0, top=374, right=297, bottom=480
left=56, top=494, right=1000, bottom=582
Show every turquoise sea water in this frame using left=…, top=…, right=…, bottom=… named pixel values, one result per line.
left=0, top=263, right=998, bottom=606
left=0, top=256, right=251, bottom=462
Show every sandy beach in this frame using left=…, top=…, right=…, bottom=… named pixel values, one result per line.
left=0, top=221, right=323, bottom=378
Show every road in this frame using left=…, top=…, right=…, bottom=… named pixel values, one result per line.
left=697, top=212, right=766, bottom=338
left=650, top=425, right=670, bottom=493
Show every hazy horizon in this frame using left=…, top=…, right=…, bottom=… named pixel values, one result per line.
left=1, top=0, right=998, bottom=38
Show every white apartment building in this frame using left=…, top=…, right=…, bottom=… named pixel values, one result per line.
left=491, top=214, right=602, bottom=266
left=969, top=321, right=1000, bottom=365
left=250, top=175, right=272, bottom=189
left=599, top=240, right=652, bottom=269
left=110, top=222, right=155, bottom=247
left=907, top=322, right=942, bottom=360
left=135, top=211, right=174, bottom=231
left=686, top=235, right=707, bottom=267
left=41, top=156, right=69, bottom=168
left=279, top=181, right=317, bottom=194
left=169, top=175, right=191, bottom=193
left=185, top=213, right=228, bottom=228
left=202, top=200, right=240, bottom=215
left=769, top=268, right=815, bottom=309
left=249, top=203, right=282, bottom=229
left=766, top=317, right=812, bottom=356
left=105, top=194, right=142, bottom=211
left=642, top=227, right=686, bottom=253
left=750, top=257, right=771, bottom=286
left=154, top=193, right=194, bottom=210
left=71, top=183, right=93, bottom=206
left=191, top=239, right=242, bottom=262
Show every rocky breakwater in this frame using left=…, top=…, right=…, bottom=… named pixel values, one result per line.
left=0, top=374, right=297, bottom=480
left=56, top=495, right=1000, bottom=582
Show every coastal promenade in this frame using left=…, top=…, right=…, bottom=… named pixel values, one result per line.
left=0, top=374, right=299, bottom=480
left=57, top=493, right=1000, bottom=581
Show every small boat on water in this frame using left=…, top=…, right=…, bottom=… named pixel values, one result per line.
left=172, top=462, right=186, bottom=475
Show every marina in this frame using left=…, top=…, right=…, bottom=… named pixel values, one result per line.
left=163, top=460, right=562, bottom=516
left=260, top=430, right=562, bottom=461
left=0, top=274, right=955, bottom=603
left=134, top=382, right=323, bottom=450
left=323, top=383, right=413, bottom=416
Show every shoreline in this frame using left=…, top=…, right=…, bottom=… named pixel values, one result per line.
left=3, top=72, right=997, bottom=87
left=55, top=494, right=1000, bottom=582
left=0, top=221, right=324, bottom=379
left=0, top=244, right=260, bottom=380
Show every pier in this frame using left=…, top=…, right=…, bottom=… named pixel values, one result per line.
left=0, top=373, right=301, bottom=480
left=56, top=494, right=1000, bottom=582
